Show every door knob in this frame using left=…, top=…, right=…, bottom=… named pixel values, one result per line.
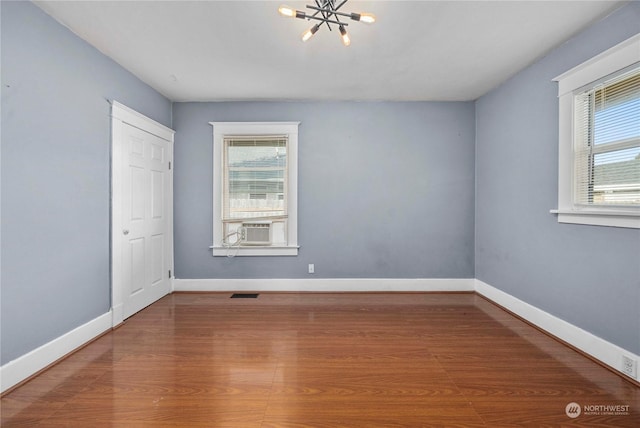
left=123, top=229, right=130, bottom=235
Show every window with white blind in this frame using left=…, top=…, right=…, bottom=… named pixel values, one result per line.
left=553, top=33, right=640, bottom=228
left=210, top=122, right=299, bottom=256
left=574, top=67, right=640, bottom=206
left=223, top=136, right=287, bottom=221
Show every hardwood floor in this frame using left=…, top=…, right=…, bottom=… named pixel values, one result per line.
left=2, top=292, right=638, bottom=427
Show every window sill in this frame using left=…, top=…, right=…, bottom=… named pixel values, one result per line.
left=211, top=246, right=299, bottom=257
left=550, top=209, right=640, bottom=229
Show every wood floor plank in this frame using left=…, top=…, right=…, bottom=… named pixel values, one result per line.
left=1, top=292, right=638, bottom=427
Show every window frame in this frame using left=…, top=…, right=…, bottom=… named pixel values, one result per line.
left=210, top=122, right=300, bottom=256
left=552, top=33, right=640, bottom=229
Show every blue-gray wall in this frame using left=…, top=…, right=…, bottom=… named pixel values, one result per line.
left=173, top=102, right=476, bottom=279
left=0, top=1, right=172, bottom=364
left=475, top=2, right=640, bottom=354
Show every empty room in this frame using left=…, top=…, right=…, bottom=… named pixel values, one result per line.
left=1, top=0, right=639, bottom=426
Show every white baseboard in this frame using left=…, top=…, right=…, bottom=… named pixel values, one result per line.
left=112, top=303, right=124, bottom=327
left=173, top=278, right=476, bottom=293
left=475, top=279, right=639, bottom=381
left=0, top=311, right=112, bottom=393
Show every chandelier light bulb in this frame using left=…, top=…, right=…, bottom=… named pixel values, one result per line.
left=302, top=24, right=319, bottom=42
left=278, top=5, right=296, bottom=17
left=339, top=26, right=351, bottom=46
left=359, top=13, right=376, bottom=24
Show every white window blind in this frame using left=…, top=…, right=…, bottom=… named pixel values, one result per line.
left=223, top=135, right=288, bottom=222
left=573, top=65, right=640, bottom=206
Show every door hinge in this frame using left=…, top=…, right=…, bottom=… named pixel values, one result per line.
left=168, top=269, right=172, bottom=278
left=168, top=161, right=171, bottom=170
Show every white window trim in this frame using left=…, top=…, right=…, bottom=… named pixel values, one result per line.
left=552, top=33, right=640, bottom=229
left=210, top=122, right=300, bottom=256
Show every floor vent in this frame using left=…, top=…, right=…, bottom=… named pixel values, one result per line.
left=230, top=293, right=259, bottom=299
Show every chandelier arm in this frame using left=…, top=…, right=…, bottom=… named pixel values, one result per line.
left=334, top=0, right=349, bottom=12
left=306, top=5, right=352, bottom=20
left=309, top=1, right=322, bottom=19
left=317, top=0, right=334, bottom=31
left=303, top=14, right=345, bottom=26
left=307, top=10, right=331, bottom=32
left=333, top=13, right=345, bottom=27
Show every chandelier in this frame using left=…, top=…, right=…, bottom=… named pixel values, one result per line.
left=278, top=0, right=376, bottom=46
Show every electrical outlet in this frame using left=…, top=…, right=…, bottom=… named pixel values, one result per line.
left=622, top=355, right=637, bottom=378
left=308, top=264, right=315, bottom=274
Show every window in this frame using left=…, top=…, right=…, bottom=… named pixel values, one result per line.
left=553, top=34, right=640, bottom=228
left=574, top=67, right=640, bottom=206
left=210, top=122, right=299, bottom=256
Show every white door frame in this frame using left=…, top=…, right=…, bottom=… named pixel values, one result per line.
left=111, top=101, right=175, bottom=327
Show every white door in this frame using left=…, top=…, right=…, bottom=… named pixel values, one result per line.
left=112, top=102, right=174, bottom=324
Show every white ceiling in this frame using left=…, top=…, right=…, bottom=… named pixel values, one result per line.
left=34, top=0, right=626, bottom=102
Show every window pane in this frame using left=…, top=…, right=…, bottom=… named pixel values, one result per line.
left=592, top=147, right=640, bottom=205
left=594, top=98, right=640, bottom=145
left=224, top=138, right=287, bottom=220
left=227, top=142, right=286, bottom=168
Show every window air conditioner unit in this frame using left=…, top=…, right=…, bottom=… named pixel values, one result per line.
left=241, top=222, right=272, bottom=246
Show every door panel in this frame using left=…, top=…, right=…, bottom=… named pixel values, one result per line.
left=151, top=170, right=164, bottom=219
left=150, top=234, right=164, bottom=285
left=130, top=167, right=145, bottom=220
left=129, top=237, right=145, bottom=295
left=121, top=124, right=171, bottom=319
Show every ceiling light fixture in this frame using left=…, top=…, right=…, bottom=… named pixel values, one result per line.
left=279, top=0, right=375, bottom=45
